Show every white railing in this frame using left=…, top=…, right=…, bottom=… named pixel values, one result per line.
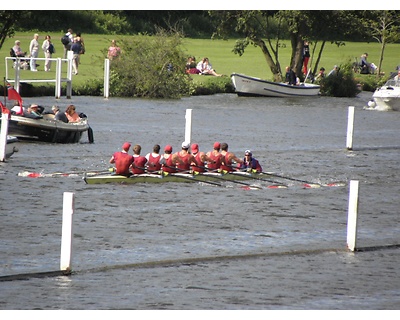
left=5, top=54, right=73, bottom=99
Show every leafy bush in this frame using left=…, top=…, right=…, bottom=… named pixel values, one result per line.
left=109, top=29, right=191, bottom=98
left=320, top=61, right=360, bottom=97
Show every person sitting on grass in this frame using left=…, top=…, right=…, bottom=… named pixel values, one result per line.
left=196, top=57, right=223, bottom=76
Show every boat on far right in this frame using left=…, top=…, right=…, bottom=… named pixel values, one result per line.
left=370, top=79, right=400, bottom=111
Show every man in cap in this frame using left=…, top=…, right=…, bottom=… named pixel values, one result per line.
left=175, top=141, right=197, bottom=172
left=240, top=149, right=263, bottom=173
left=191, top=143, right=214, bottom=173
left=206, top=141, right=223, bottom=171
left=109, top=142, right=134, bottom=176
left=160, top=144, right=183, bottom=173
left=52, top=105, right=69, bottom=123
left=220, top=142, right=243, bottom=172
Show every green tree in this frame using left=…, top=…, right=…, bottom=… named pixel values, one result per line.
left=363, top=10, right=400, bottom=76
left=0, top=11, right=25, bottom=50
left=109, top=29, right=191, bottom=98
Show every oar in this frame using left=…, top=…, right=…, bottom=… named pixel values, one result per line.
left=18, top=168, right=113, bottom=178
left=261, top=171, right=323, bottom=188
left=228, top=170, right=287, bottom=186
left=162, top=171, right=224, bottom=187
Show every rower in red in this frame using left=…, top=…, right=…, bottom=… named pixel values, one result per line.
left=109, top=142, right=134, bottom=176
left=175, top=141, right=197, bottom=172
left=190, top=143, right=214, bottom=173
left=206, top=141, right=223, bottom=171
left=160, top=144, right=183, bottom=173
left=220, top=142, right=243, bottom=172
left=145, top=144, right=162, bottom=172
left=131, top=144, right=147, bottom=174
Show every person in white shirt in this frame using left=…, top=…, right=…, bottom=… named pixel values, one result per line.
left=29, top=33, right=39, bottom=71
left=196, top=57, right=223, bottom=76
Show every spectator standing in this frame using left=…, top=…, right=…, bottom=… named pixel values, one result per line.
left=42, top=35, right=55, bottom=72
left=70, top=38, right=82, bottom=75
left=107, top=40, right=121, bottom=60
left=29, top=33, right=39, bottom=72
left=302, top=41, right=310, bottom=75
left=62, top=29, right=74, bottom=59
left=75, top=32, right=85, bottom=55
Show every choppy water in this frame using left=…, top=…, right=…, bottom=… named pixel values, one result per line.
left=0, top=92, right=399, bottom=311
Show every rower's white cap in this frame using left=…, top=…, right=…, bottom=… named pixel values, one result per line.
left=182, top=141, right=190, bottom=149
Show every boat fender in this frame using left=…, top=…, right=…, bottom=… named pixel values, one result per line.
left=88, top=126, right=94, bottom=143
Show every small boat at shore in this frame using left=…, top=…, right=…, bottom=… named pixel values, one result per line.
left=83, top=171, right=285, bottom=187
left=1, top=113, right=91, bottom=143
left=370, top=79, right=400, bottom=111
left=231, top=73, right=320, bottom=97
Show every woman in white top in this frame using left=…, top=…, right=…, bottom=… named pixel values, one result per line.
left=42, top=35, right=55, bottom=72
left=196, top=57, right=222, bottom=76
left=29, top=33, right=39, bottom=71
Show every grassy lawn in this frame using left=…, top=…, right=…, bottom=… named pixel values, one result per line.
left=1, top=32, right=399, bottom=89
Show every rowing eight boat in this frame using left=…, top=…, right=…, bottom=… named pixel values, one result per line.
left=83, top=171, right=286, bottom=187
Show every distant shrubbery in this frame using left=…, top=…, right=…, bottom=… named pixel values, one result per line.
left=320, top=61, right=360, bottom=97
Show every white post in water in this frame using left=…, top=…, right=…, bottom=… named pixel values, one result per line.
left=55, top=58, right=62, bottom=99
left=347, top=180, right=359, bottom=251
left=346, top=106, right=355, bottom=150
left=60, top=192, right=75, bottom=272
left=185, top=109, right=192, bottom=144
left=0, top=113, right=10, bottom=162
left=104, top=59, right=110, bottom=99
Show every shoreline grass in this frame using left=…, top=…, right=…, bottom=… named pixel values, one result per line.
left=1, top=32, right=399, bottom=93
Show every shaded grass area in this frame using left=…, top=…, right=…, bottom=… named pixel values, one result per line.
left=1, top=32, right=399, bottom=96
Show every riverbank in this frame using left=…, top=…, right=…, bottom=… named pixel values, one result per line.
left=2, top=33, right=398, bottom=97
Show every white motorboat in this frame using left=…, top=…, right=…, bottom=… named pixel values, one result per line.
left=231, top=73, right=320, bottom=97
left=370, top=79, right=400, bottom=111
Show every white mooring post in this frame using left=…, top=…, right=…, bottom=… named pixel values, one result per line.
left=0, top=113, right=10, bottom=162
left=347, top=180, right=359, bottom=251
left=104, top=59, right=110, bottom=99
left=346, top=106, right=355, bottom=150
left=60, top=192, right=75, bottom=271
left=55, top=58, right=62, bottom=99
left=185, top=109, right=192, bottom=144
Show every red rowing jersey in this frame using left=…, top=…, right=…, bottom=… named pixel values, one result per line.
left=113, top=152, right=134, bottom=176
left=147, top=153, right=161, bottom=172
left=207, top=151, right=222, bottom=170
left=176, top=152, right=191, bottom=171
left=192, top=152, right=205, bottom=173
left=131, top=155, right=147, bottom=174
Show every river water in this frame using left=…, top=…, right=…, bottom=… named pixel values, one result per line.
left=0, top=92, right=399, bottom=313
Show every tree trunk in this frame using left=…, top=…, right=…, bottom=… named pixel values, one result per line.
left=256, top=39, right=282, bottom=82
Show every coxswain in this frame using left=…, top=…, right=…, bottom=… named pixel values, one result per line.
left=109, top=142, right=134, bottom=176
left=131, top=144, right=147, bottom=174
left=220, top=142, right=243, bottom=172
left=240, top=150, right=263, bottom=172
left=206, top=141, right=223, bottom=171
